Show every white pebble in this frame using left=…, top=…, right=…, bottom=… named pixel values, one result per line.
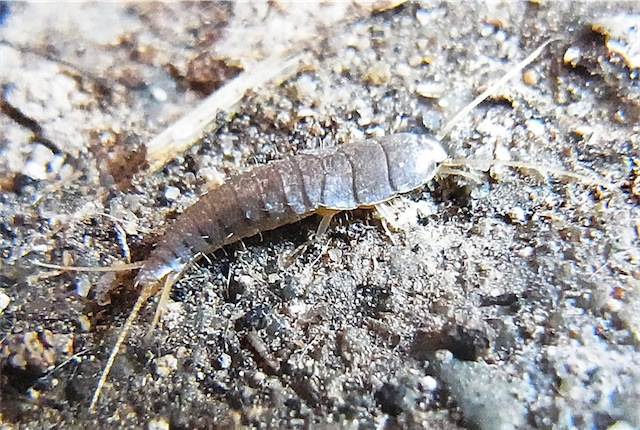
left=155, top=354, right=178, bottom=377
left=286, top=302, right=309, bottom=317
left=515, top=246, right=534, bottom=258
left=415, top=9, right=432, bottom=26
left=508, top=207, right=526, bottom=223
left=147, top=417, right=170, bottom=430
left=238, top=274, right=255, bottom=289
left=253, top=371, right=267, bottom=385
left=76, top=275, right=91, bottom=297
left=394, top=62, right=412, bottom=77
left=48, top=154, right=65, bottom=174
left=164, top=186, right=181, bottom=201
left=267, top=273, right=281, bottom=284
left=525, top=118, right=546, bottom=137
left=218, top=353, right=231, bottom=369
left=328, top=248, right=342, bottom=262
left=199, top=166, right=224, bottom=186
left=480, top=23, right=495, bottom=37
left=22, top=160, right=48, bottom=180
left=415, top=82, right=445, bottom=99
left=150, top=87, right=168, bottom=102
left=0, top=290, right=10, bottom=314
left=32, top=143, right=55, bottom=165
left=420, top=375, right=438, bottom=392
left=294, top=74, right=317, bottom=100
left=563, top=46, right=581, bottom=65
left=493, top=144, right=511, bottom=161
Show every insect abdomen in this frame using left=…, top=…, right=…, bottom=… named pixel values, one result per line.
left=138, top=159, right=312, bottom=282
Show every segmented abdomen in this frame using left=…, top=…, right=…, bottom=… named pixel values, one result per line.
left=136, top=133, right=446, bottom=287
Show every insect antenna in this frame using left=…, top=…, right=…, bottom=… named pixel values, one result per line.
left=89, top=279, right=148, bottom=411
left=432, top=37, right=612, bottom=188
left=34, top=261, right=144, bottom=272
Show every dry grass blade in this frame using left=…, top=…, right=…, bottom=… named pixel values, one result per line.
left=437, top=38, right=561, bottom=140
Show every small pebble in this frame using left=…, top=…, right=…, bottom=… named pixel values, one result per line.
left=480, top=23, right=495, bottom=37
left=394, top=62, right=412, bottom=77
left=78, top=315, right=92, bottom=332
left=286, top=302, right=309, bottom=317
left=294, top=74, right=317, bottom=100
left=515, top=246, right=535, bottom=258
left=76, top=275, right=91, bottom=297
left=421, top=111, right=441, bottom=131
left=164, top=186, right=181, bottom=201
left=522, top=69, right=539, bottom=85
left=237, top=274, right=255, bottom=289
left=155, top=354, right=178, bottom=377
left=199, top=165, right=224, bottom=186
left=328, top=248, right=342, bottom=262
left=22, top=160, right=47, bottom=180
left=508, top=207, right=526, bottom=223
left=27, top=387, right=41, bottom=400
left=525, top=118, right=546, bottom=137
left=22, top=144, right=55, bottom=180
left=218, top=353, right=231, bottom=369
left=267, top=273, right=281, bottom=284
left=296, top=108, right=316, bottom=118
left=252, top=371, right=267, bottom=385
left=419, top=375, right=438, bottom=392
left=493, top=144, right=511, bottom=161
left=563, top=46, right=581, bottom=66
left=150, top=87, right=168, bottom=102
left=0, top=290, right=10, bottom=314
left=415, top=9, right=431, bottom=26
left=362, top=63, right=391, bottom=85
left=32, top=244, right=49, bottom=252
left=613, top=109, right=627, bottom=123
left=147, top=417, right=170, bottom=430
left=415, top=82, right=445, bottom=99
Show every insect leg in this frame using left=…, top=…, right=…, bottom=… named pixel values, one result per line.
left=145, top=272, right=180, bottom=340
left=315, top=208, right=341, bottom=237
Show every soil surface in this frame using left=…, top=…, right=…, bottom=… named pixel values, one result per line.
left=1, top=2, right=639, bottom=429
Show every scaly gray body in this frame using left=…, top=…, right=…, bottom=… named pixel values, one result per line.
left=136, top=133, right=447, bottom=287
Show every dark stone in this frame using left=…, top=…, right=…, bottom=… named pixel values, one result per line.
left=374, top=383, right=406, bottom=416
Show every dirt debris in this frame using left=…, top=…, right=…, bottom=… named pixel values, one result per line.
left=1, top=2, right=639, bottom=429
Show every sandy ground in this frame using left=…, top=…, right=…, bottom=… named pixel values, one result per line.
left=1, top=2, right=639, bottom=429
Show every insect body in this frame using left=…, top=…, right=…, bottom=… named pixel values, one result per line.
left=139, top=133, right=446, bottom=288
left=90, top=132, right=447, bottom=410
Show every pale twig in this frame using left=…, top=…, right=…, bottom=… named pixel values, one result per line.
left=145, top=53, right=305, bottom=173
left=437, top=38, right=561, bottom=140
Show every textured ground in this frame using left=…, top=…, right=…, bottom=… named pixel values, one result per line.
left=1, top=2, right=639, bottom=429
